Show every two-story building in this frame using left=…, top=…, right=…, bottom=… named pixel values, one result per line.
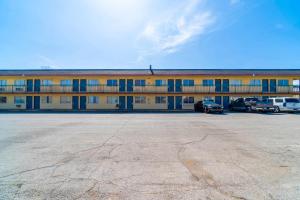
left=0, top=69, right=299, bottom=111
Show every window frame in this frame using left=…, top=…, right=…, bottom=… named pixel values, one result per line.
left=135, top=80, right=146, bottom=87
left=183, top=80, right=194, bottom=87
left=60, top=96, right=71, bottom=104
left=183, top=96, right=195, bottom=104
left=88, top=96, right=99, bottom=104
left=135, top=96, right=146, bottom=104
left=0, top=96, right=7, bottom=104
left=107, top=80, right=118, bottom=87
left=107, top=96, right=118, bottom=104
left=202, top=79, right=214, bottom=86
left=155, top=96, right=167, bottom=104
left=14, top=96, right=25, bottom=104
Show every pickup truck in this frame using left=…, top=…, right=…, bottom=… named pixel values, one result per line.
left=250, top=99, right=275, bottom=112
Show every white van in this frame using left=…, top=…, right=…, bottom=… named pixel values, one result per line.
left=269, top=97, right=300, bottom=112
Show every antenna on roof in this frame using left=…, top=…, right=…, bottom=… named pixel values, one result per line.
left=149, top=64, right=154, bottom=75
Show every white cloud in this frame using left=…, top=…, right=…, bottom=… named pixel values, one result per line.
left=137, top=0, right=215, bottom=60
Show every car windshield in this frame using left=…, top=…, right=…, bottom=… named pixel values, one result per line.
left=286, top=98, right=300, bottom=103
left=204, top=100, right=214, bottom=104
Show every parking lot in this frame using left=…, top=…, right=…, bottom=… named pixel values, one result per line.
left=0, top=113, right=300, bottom=200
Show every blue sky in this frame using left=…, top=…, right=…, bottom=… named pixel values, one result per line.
left=0, top=0, right=300, bottom=69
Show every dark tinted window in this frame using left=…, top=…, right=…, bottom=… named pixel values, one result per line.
left=275, top=99, right=283, bottom=103
left=286, top=98, right=300, bottom=103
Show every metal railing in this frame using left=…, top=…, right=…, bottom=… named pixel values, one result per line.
left=0, top=85, right=299, bottom=94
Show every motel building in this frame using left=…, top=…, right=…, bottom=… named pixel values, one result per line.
left=0, top=69, right=300, bottom=111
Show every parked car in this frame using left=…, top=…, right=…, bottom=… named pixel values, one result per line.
left=202, top=99, right=224, bottom=113
left=269, top=97, right=300, bottom=112
left=229, top=98, right=249, bottom=112
left=250, top=99, right=275, bottom=112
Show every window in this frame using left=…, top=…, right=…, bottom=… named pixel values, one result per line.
left=60, top=96, right=71, bottom=104
left=107, top=80, right=118, bottom=86
left=107, top=96, right=118, bottom=104
left=88, top=96, right=99, bottom=104
left=155, top=80, right=167, bottom=86
left=0, top=80, right=7, bottom=86
left=41, top=80, right=53, bottom=86
left=183, top=80, right=194, bottom=86
left=14, top=96, right=25, bottom=104
left=155, top=96, right=166, bottom=104
left=135, top=96, right=146, bottom=104
left=0, top=96, right=7, bottom=104
left=183, top=96, right=194, bottom=104
left=285, top=98, right=300, bottom=103
left=41, top=96, right=52, bottom=104
left=249, top=80, right=261, bottom=86
left=0, top=80, right=7, bottom=91
left=88, top=80, right=99, bottom=86
left=203, top=79, right=214, bottom=86
left=230, top=80, right=242, bottom=86
left=14, top=80, right=25, bottom=86
left=275, top=99, right=283, bottom=103
left=135, top=80, right=146, bottom=86
left=60, top=80, right=71, bottom=86
left=278, top=80, right=289, bottom=86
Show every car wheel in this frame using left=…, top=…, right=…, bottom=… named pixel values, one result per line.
left=274, top=106, right=280, bottom=113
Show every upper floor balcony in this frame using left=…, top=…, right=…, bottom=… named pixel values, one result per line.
left=0, top=84, right=299, bottom=94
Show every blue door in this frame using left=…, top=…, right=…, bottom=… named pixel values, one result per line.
left=215, top=96, right=222, bottom=105
left=215, top=79, right=221, bottom=92
left=34, top=96, right=40, bottom=110
left=34, top=79, right=40, bottom=92
left=223, top=96, right=230, bottom=109
left=168, top=79, right=174, bottom=92
left=26, top=96, right=33, bottom=110
left=262, top=79, right=269, bottom=93
left=80, top=96, right=86, bottom=110
left=270, top=79, right=276, bottom=93
left=175, top=79, right=182, bottom=92
left=73, top=79, right=79, bottom=92
left=127, top=96, right=133, bottom=110
left=119, top=96, right=126, bottom=110
left=175, top=96, right=182, bottom=110
left=222, top=79, right=229, bottom=92
left=127, top=79, right=133, bottom=92
left=168, top=96, right=174, bottom=110
left=119, top=79, right=126, bottom=92
left=72, top=96, right=79, bottom=110
left=26, top=80, right=33, bottom=92
left=80, top=79, right=87, bottom=92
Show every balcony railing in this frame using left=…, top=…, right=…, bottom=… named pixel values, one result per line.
left=0, top=85, right=299, bottom=94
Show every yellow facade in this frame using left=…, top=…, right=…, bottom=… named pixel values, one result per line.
left=0, top=69, right=299, bottom=111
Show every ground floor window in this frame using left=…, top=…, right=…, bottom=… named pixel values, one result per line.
left=183, top=96, right=194, bottom=104
left=107, top=96, right=118, bottom=104
left=155, top=96, right=166, bottom=104
left=60, top=96, right=71, bottom=104
left=0, top=96, right=7, bottom=103
left=88, top=96, right=99, bottom=104
left=14, top=96, right=25, bottom=104
left=41, top=96, right=52, bottom=104
left=135, top=96, right=146, bottom=104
